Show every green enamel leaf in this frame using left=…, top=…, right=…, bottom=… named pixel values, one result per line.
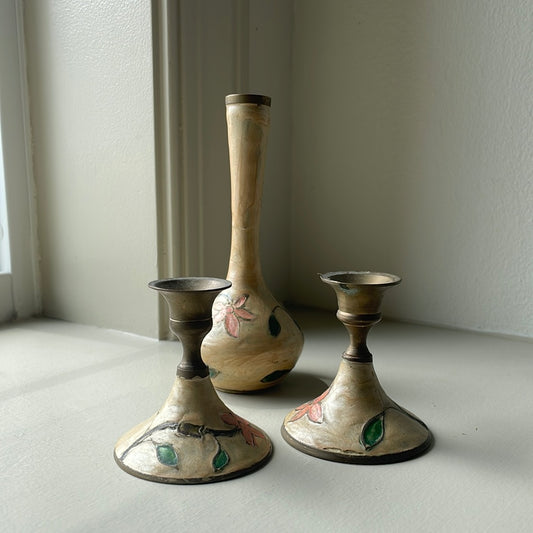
left=261, top=369, right=290, bottom=383
left=268, top=312, right=281, bottom=337
left=213, top=447, right=229, bottom=472
left=361, top=413, right=384, bottom=450
left=156, top=444, right=178, bottom=466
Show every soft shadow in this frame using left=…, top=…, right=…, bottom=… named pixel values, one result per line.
left=248, top=371, right=330, bottom=406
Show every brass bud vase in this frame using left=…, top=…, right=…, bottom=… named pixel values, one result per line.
left=114, top=278, right=272, bottom=483
left=282, top=271, right=432, bottom=464
left=202, top=94, right=304, bottom=392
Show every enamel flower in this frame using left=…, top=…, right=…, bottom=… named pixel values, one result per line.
left=220, top=412, right=265, bottom=446
left=288, top=388, right=330, bottom=424
left=213, top=294, right=255, bottom=338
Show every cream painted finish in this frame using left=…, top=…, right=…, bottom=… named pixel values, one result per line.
left=23, top=0, right=158, bottom=336
left=202, top=98, right=303, bottom=392
left=290, top=1, right=533, bottom=338
left=114, top=375, right=272, bottom=483
left=283, top=360, right=430, bottom=462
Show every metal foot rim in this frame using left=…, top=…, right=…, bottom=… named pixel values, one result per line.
left=280, top=425, right=433, bottom=465
left=113, top=446, right=273, bottom=484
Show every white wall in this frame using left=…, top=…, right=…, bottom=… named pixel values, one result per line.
left=174, top=0, right=293, bottom=300
left=21, top=0, right=292, bottom=338
left=290, top=0, right=533, bottom=338
left=21, top=0, right=533, bottom=340
left=24, top=0, right=159, bottom=337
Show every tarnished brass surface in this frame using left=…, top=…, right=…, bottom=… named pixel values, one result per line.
left=114, top=277, right=272, bottom=483
left=282, top=271, right=431, bottom=464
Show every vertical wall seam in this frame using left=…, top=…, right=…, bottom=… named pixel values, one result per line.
left=235, top=0, right=250, bottom=92
left=195, top=5, right=204, bottom=276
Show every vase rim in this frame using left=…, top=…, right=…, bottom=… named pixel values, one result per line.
left=148, top=277, right=231, bottom=293
left=319, top=271, right=401, bottom=287
left=225, top=94, right=271, bottom=107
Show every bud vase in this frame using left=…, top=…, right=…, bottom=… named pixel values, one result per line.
left=202, top=94, right=304, bottom=393
left=282, top=271, right=432, bottom=464
left=114, top=277, right=272, bottom=483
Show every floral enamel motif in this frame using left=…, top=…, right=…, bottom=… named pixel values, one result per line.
left=288, top=388, right=330, bottom=424
left=220, top=412, right=266, bottom=446
left=213, top=294, right=255, bottom=338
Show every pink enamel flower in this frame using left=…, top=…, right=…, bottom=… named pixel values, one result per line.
left=288, top=388, right=330, bottom=424
left=221, top=412, right=265, bottom=446
left=213, top=294, right=255, bottom=338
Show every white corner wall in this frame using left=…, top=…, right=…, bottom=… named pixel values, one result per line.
left=290, top=0, right=533, bottom=338
left=175, top=0, right=293, bottom=300
left=24, top=0, right=159, bottom=337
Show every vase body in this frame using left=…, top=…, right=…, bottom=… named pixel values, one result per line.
left=282, top=271, right=431, bottom=464
left=202, top=94, right=303, bottom=393
left=114, top=277, right=272, bottom=483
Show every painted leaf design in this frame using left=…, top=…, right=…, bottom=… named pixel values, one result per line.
left=221, top=412, right=238, bottom=426
left=288, top=406, right=308, bottom=422
left=220, top=412, right=265, bottom=446
left=361, top=413, right=385, bottom=450
left=287, top=388, right=330, bottom=423
left=261, top=369, right=290, bottom=383
left=307, top=402, right=323, bottom=423
left=234, top=295, right=248, bottom=308
left=213, top=446, right=230, bottom=471
left=225, top=312, right=240, bottom=338
left=268, top=312, right=281, bottom=337
left=234, top=307, right=254, bottom=320
left=156, top=444, right=178, bottom=466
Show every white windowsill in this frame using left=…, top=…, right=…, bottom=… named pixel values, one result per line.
left=1, top=309, right=531, bottom=531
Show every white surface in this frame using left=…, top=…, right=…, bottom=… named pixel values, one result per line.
left=23, top=0, right=158, bottom=336
left=290, top=0, right=533, bottom=338
left=1, top=310, right=532, bottom=532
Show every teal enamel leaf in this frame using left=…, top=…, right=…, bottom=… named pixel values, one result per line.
left=209, top=367, right=220, bottom=378
left=361, top=413, right=384, bottom=450
left=213, top=447, right=230, bottom=471
left=261, top=369, right=290, bottom=383
left=268, top=312, right=281, bottom=337
left=156, top=444, right=178, bottom=466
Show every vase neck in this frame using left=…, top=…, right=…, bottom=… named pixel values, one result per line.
left=227, top=225, right=265, bottom=287
left=225, top=99, right=270, bottom=288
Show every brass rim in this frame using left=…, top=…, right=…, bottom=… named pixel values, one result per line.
left=225, top=94, right=271, bottom=107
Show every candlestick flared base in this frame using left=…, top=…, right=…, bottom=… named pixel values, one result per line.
left=281, top=360, right=431, bottom=464
left=115, top=374, right=272, bottom=484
